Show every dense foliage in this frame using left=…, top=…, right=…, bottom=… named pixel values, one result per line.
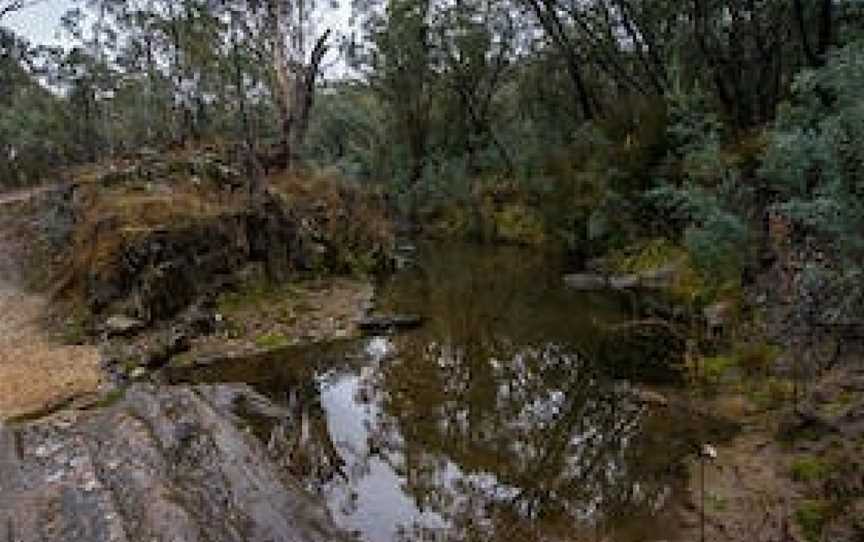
left=1, top=0, right=863, bottom=315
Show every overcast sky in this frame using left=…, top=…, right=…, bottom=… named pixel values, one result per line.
left=3, top=1, right=76, bottom=46
left=3, top=0, right=355, bottom=77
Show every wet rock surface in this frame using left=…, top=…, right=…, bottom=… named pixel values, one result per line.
left=0, top=384, right=346, bottom=542
left=357, top=313, right=424, bottom=334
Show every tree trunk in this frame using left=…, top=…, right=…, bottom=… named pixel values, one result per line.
left=273, top=29, right=331, bottom=172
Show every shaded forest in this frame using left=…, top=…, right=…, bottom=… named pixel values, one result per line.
left=4, top=0, right=864, bottom=366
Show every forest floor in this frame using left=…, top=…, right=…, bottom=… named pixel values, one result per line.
left=676, top=392, right=798, bottom=541
left=0, top=190, right=102, bottom=422
left=675, top=367, right=864, bottom=542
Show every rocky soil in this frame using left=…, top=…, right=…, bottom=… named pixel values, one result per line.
left=674, top=367, right=864, bottom=542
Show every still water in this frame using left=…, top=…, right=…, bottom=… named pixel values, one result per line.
left=171, top=243, right=725, bottom=542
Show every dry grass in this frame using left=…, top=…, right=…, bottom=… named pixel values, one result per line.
left=268, top=170, right=394, bottom=272
left=54, top=159, right=245, bottom=303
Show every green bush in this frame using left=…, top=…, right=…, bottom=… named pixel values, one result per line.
left=790, top=456, right=833, bottom=483
left=795, top=500, right=831, bottom=542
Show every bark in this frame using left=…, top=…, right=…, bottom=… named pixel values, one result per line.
left=273, top=29, right=332, bottom=172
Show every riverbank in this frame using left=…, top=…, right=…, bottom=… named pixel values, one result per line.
left=672, top=365, right=864, bottom=541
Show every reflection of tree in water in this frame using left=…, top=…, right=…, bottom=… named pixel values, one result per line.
left=211, top=243, right=688, bottom=541
left=225, top=358, right=348, bottom=492
left=355, top=337, right=674, bottom=542
left=270, top=379, right=347, bottom=490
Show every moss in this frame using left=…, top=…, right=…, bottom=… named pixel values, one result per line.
left=693, top=343, right=782, bottom=388
left=605, top=238, right=720, bottom=303
left=170, top=352, right=196, bottom=369
left=795, top=500, right=831, bottom=542
left=696, top=355, right=738, bottom=383
left=493, top=204, right=546, bottom=245
left=59, top=315, right=89, bottom=345
left=791, top=456, right=833, bottom=482
left=748, top=377, right=794, bottom=410
left=427, top=205, right=475, bottom=239
left=119, top=357, right=141, bottom=375
left=217, top=280, right=276, bottom=314
left=87, top=387, right=127, bottom=410
left=608, top=238, right=685, bottom=274
left=705, top=492, right=728, bottom=512
left=254, top=332, right=292, bottom=350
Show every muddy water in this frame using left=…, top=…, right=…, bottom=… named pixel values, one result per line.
left=170, top=244, right=725, bottom=542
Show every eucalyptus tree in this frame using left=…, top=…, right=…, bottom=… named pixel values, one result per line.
left=260, top=0, right=333, bottom=171
left=357, top=0, right=436, bottom=190
left=434, top=0, right=517, bottom=174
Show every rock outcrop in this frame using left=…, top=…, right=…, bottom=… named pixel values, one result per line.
left=0, top=384, right=347, bottom=542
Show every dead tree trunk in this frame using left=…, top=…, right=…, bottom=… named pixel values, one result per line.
left=272, top=29, right=331, bottom=172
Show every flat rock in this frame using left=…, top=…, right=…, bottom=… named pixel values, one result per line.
left=103, top=315, right=146, bottom=337
left=563, top=274, right=609, bottom=290
left=633, top=388, right=670, bottom=408
left=0, top=384, right=347, bottom=542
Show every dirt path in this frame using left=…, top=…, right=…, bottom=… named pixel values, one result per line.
left=0, top=187, right=102, bottom=421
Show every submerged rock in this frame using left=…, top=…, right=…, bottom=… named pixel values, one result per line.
left=0, top=384, right=346, bottom=542
left=358, top=314, right=424, bottom=334
left=563, top=273, right=609, bottom=290
left=564, top=263, right=679, bottom=291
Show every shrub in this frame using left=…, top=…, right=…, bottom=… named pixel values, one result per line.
left=790, top=456, right=833, bottom=483
left=795, top=500, right=831, bottom=542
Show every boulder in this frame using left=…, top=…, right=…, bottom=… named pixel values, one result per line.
left=0, top=384, right=348, bottom=542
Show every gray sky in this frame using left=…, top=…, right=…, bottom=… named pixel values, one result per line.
left=3, top=1, right=75, bottom=46
left=3, top=0, right=354, bottom=77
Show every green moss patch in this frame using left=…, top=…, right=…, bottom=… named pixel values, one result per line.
left=790, top=456, right=833, bottom=483
left=795, top=500, right=831, bottom=542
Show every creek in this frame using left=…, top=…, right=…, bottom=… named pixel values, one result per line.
left=168, top=243, right=730, bottom=542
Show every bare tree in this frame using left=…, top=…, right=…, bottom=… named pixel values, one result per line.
left=265, top=0, right=332, bottom=172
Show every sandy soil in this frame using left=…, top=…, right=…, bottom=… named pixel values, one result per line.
left=0, top=189, right=102, bottom=421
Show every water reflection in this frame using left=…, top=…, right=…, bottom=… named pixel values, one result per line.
left=171, top=244, right=714, bottom=542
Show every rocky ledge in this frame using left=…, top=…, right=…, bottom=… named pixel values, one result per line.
left=0, top=384, right=346, bottom=542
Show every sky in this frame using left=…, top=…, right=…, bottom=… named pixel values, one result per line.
left=3, top=0, right=355, bottom=77
left=3, top=1, right=76, bottom=47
